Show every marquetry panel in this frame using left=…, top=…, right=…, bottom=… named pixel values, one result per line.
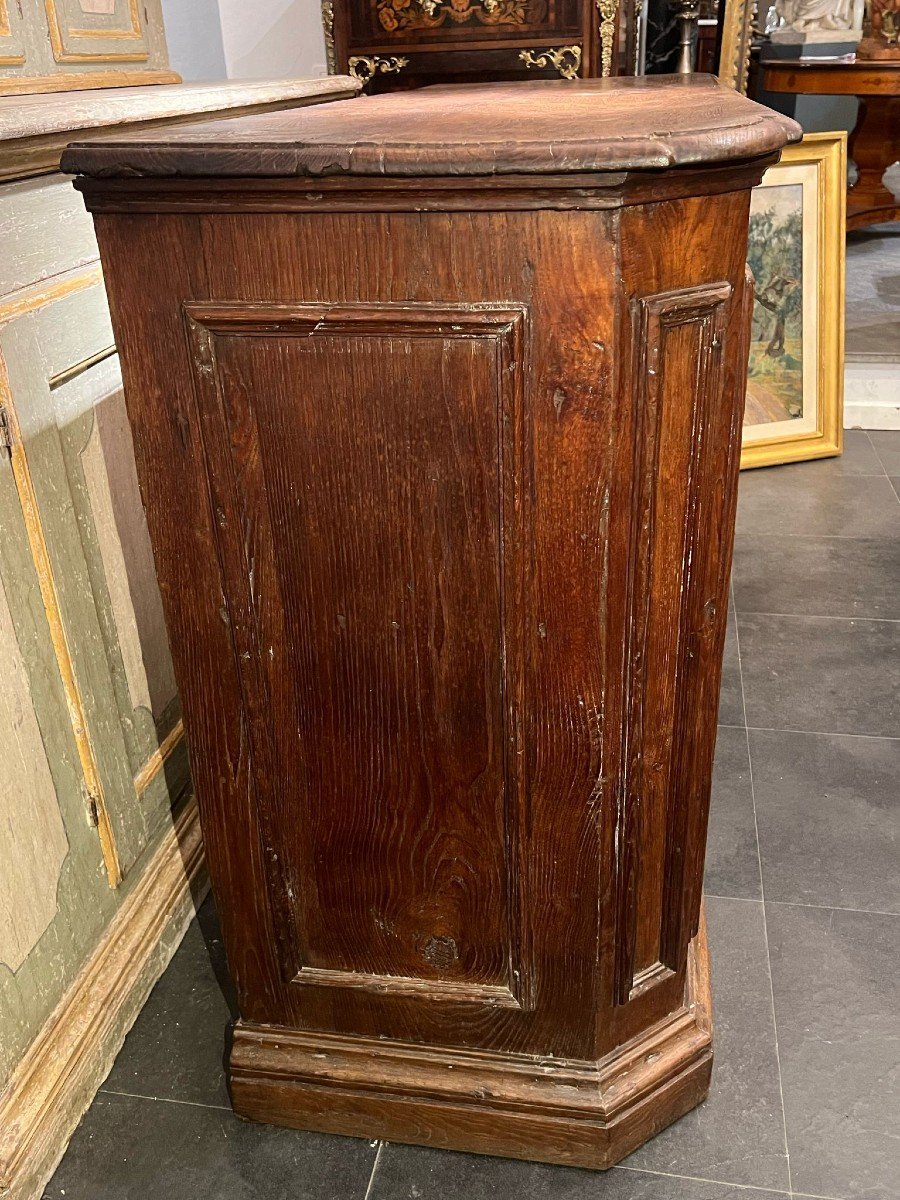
left=185, top=301, right=532, bottom=1011
left=347, top=0, right=582, bottom=44
left=614, top=281, right=733, bottom=1006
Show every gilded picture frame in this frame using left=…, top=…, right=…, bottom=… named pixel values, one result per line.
left=741, top=133, right=846, bottom=470
left=718, top=0, right=756, bottom=92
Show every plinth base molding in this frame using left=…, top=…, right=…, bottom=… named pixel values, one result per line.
left=229, top=921, right=712, bottom=1170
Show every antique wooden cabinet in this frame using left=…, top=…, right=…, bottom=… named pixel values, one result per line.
left=65, top=77, right=798, bottom=1168
left=325, top=0, right=626, bottom=86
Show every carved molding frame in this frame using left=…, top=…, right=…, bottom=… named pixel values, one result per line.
left=718, top=0, right=756, bottom=92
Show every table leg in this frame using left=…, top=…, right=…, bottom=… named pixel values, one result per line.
left=847, top=94, right=900, bottom=230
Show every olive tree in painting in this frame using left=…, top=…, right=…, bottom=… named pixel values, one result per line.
left=746, top=184, right=804, bottom=425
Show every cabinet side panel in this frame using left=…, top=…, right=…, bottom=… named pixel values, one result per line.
left=604, top=191, right=751, bottom=1048
left=92, top=213, right=288, bottom=1025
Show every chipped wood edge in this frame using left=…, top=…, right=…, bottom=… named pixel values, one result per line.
left=133, top=717, right=185, bottom=795
left=0, top=795, right=207, bottom=1200
left=0, top=265, right=123, bottom=887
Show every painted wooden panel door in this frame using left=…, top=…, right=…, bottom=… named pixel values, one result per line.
left=0, top=273, right=187, bottom=885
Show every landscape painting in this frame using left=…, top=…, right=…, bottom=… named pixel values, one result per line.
left=740, top=135, right=845, bottom=470
left=746, top=182, right=804, bottom=428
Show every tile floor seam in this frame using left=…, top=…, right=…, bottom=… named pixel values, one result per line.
left=97, top=1086, right=232, bottom=1112
left=732, top=605, right=795, bottom=1199
left=732, top=612, right=900, bottom=623
left=745, top=726, right=900, bottom=742
left=866, top=429, right=899, bottom=481
left=705, top=894, right=900, bottom=918
left=733, top=533, right=900, bottom=540
left=362, top=1142, right=384, bottom=1200
left=765, top=899, right=900, bottom=919
left=614, top=1163, right=847, bottom=1200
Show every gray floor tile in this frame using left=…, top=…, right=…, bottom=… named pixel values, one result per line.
left=751, top=730, right=900, bottom=913
left=758, top=429, right=883, bottom=477
left=870, top=430, right=900, bottom=475
left=718, top=607, right=745, bottom=729
left=735, top=470, right=900, bottom=539
left=624, top=897, right=789, bottom=1192
left=705, top=727, right=761, bottom=901
left=369, top=1144, right=788, bottom=1199
left=738, top=613, right=900, bottom=738
left=768, top=903, right=900, bottom=1200
left=732, top=534, right=900, bottom=620
left=102, top=896, right=234, bottom=1107
left=42, top=1091, right=377, bottom=1200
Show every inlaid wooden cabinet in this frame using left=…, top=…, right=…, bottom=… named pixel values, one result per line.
left=324, top=0, right=625, bottom=87
left=65, top=77, right=798, bottom=1168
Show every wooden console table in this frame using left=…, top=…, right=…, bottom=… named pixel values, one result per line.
left=64, top=77, right=797, bottom=1169
left=760, top=59, right=900, bottom=230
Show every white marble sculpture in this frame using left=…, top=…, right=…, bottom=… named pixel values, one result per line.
left=774, top=0, right=865, bottom=33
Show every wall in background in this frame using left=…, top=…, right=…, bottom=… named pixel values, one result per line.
left=159, top=0, right=227, bottom=81
left=161, top=0, right=326, bottom=82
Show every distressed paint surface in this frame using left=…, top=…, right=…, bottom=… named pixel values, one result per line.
left=0, top=186, right=182, bottom=1089
left=0, top=569, right=69, bottom=971
left=79, top=382, right=178, bottom=725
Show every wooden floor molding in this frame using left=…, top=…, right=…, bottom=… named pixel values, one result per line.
left=0, top=796, right=207, bottom=1200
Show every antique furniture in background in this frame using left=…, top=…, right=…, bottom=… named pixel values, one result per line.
left=742, top=133, right=846, bottom=469
left=718, top=0, right=758, bottom=88
left=323, top=0, right=628, bottom=85
left=760, top=59, right=900, bottom=227
left=0, top=0, right=177, bottom=97
left=66, top=76, right=797, bottom=1168
left=0, top=75, right=360, bottom=1200
left=858, top=0, right=900, bottom=57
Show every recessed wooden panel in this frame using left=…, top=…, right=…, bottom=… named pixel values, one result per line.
left=614, top=281, right=732, bottom=1005
left=0, top=0, right=26, bottom=66
left=186, top=302, right=530, bottom=1010
left=45, top=0, right=149, bottom=64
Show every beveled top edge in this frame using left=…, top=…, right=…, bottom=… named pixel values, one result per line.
left=62, top=76, right=802, bottom=181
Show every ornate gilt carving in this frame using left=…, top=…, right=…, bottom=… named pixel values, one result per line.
left=348, top=54, right=409, bottom=85
left=321, top=0, right=335, bottom=74
left=596, top=0, right=618, bottom=76
left=718, top=0, right=756, bottom=91
left=376, top=0, right=539, bottom=34
left=519, top=43, right=582, bottom=78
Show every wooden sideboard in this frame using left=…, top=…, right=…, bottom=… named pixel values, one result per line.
left=324, top=0, right=626, bottom=87
left=65, top=76, right=798, bottom=1169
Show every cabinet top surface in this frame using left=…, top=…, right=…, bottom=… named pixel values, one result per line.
left=62, top=76, right=800, bottom=180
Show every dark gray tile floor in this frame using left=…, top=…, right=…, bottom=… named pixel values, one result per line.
left=45, top=431, right=900, bottom=1200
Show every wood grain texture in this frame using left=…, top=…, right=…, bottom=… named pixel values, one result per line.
left=77, top=82, right=791, bottom=1168
left=62, top=76, right=801, bottom=180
